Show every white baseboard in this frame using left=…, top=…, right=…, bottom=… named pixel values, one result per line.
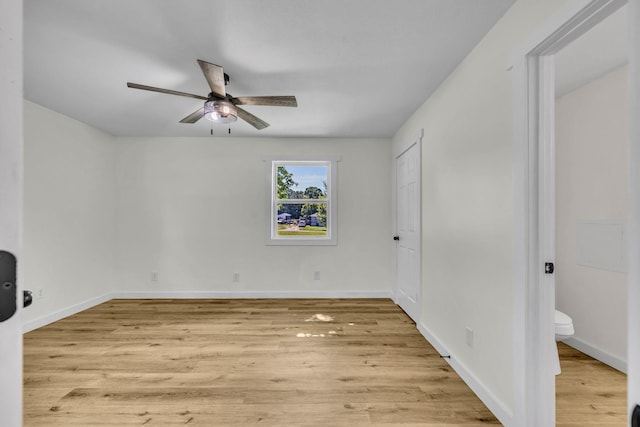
left=23, top=290, right=393, bottom=332
left=416, top=322, right=513, bottom=427
left=112, top=290, right=393, bottom=299
left=22, top=293, right=113, bottom=333
left=563, top=336, right=627, bottom=373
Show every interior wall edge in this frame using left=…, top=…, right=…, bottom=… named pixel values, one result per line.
left=627, top=0, right=640, bottom=417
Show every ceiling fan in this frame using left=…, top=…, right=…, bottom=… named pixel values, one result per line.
left=127, top=60, right=297, bottom=130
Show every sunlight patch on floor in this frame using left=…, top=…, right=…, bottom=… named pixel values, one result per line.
left=305, top=313, right=334, bottom=322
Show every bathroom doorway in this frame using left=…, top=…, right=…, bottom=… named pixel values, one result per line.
left=553, top=4, right=629, bottom=424
left=511, top=0, right=640, bottom=424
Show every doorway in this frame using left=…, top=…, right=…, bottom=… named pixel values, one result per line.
left=511, top=0, right=639, bottom=424
left=554, top=4, right=629, bottom=423
left=394, top=129, right=423, bottom=323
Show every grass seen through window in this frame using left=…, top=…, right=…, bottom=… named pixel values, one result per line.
left=277, top=224, right=327, bottom=236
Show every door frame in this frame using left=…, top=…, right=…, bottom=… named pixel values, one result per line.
left=393, top=128, right=423, bottom=323
left=0, top=0, right=24, bottom=424
left=628, top=0, right=640, bottom=419
left=510, top=0, right=636, bottom=424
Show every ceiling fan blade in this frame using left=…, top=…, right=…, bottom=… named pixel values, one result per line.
left=235, top=106, right=270, bottom=130
left=197, top=60, right=226, bottom=98
left=127, top=82, right=207, bottom=100
left=231, top=96, right=298, bottom=107
left=179, top=107, right=205, bottom=124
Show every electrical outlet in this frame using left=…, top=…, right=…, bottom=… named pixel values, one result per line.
left=465, top=327, right=474, bottom=348
left=313, top=271, right=320, bottom=281
left=233, top=272, right=240, bottom=283
left=151, top=272, right=158, bottom=282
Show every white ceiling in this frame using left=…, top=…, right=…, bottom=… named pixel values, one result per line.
left=24, top=0, right=515, bottom=138
left=555, top=4, right=628, bottom=97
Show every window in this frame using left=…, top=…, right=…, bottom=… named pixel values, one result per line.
left=265, top=157, right=338, bottom=245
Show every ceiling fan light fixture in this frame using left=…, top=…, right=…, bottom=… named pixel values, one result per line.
left=204, top=100, right=237, bottom=123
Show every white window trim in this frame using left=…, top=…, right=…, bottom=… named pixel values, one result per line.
left=263, top=155, right=340, bottom=246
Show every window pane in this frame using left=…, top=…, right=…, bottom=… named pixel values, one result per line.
left=276, top=203, right=328, bottom=237
left=267, top=157, right=337, bottom=245
left=277, top=165, right=328, bottom=200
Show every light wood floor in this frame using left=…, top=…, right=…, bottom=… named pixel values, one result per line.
left=23, top=299, right=627, bottom=426
left=556, top=342, right=627, bottom=426
left=24, top=299, right=499, bottom=426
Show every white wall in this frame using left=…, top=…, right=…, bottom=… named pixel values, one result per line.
left=114, top=137, right=392, bottom=296
left=22, top=101, right=117, bottom=327
left=23, top=102, right=393, bottom=317
left=391, top=0, right=576, bottom=423
left=555, top=65, right=628, bottom=371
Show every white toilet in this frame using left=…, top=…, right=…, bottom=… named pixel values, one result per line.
left=555, top=310, right=574, bottom=341
left=553, top=309, right=574, bottom=375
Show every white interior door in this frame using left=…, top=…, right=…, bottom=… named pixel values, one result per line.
left=0, top=0, right=24, bottom=425
left=395, top=132, right=422, bottom=323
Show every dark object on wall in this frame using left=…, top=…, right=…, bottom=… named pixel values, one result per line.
left=0, top=251, right=17, bottom=322
left=23, top=290, right=33, bottom=308
left=544, top=262, right=555, bottom=274
left=632, top=404, right=640, bottom=427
